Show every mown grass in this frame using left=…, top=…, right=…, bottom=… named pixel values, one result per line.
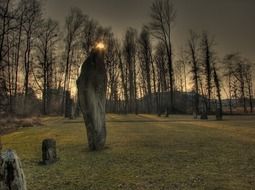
left=2, top=115, right=255, bottom=190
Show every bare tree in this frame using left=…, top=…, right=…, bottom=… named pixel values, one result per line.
left=154, top=42, right=168, bottom=116
left=213, top=64, right=223, bottom=120
left=104, top=31, right=120, bottom=113
left=179, top=48, right=188, bottom=93
left=150, top=0, right=176, bottom=115
left=174, top=49, right=187, bottom=93
left=137, top=26, right=153, bottom=113
left=243, top=60, right=253, bottom=113
left=35, top=18, right=59, bottom=115
left=13, top=0, right=27, bottom=111
left=118, top=45, right=128, bottom=113
left=0, top=0, right=12, bottom=113
left=234, top=59, right=247, bottom=113
left=223, top=54, right=237, bottom=114
left=187, top=30, right=200, bottom=118
left=123, top=28, right=138, bottom=114
left=63, top=7, right=85, bottom=117
left=0, top=0, right=29, bottom=114
left=200, top=31, right=214, bottom=113
left=0, top=0, right=11, bottom=71
left=224, top=53, right=251, bottom=113
left=22, top=0, right=42, bottom=111
left=82, top=18, right=98, bottom=56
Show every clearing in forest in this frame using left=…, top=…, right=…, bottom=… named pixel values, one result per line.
left=2, top=115, right=255, bottom=190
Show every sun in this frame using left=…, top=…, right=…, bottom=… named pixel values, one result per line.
left=96, top=42, right=105, bottom=50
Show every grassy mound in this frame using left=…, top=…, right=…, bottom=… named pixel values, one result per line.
left=2, top=115, right=255, bottom=190
left=0, top=117, right=42, bottom=135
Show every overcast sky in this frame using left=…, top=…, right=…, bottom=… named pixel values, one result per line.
left=44, top=0, right=255, bottom=60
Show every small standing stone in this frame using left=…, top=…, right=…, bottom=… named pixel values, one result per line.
left=0, top=149, right=27, bottom=190
left=42, top=139, right=57, bottom=165
left=200, top=112, right=208, bottom=120
left=193, top=111, right=198, bottom=119
left=216, top=108, right=223, bottom=120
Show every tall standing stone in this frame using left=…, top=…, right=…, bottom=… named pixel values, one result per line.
left=0, top=150, right=27, bottom=190
left=77, top=47, right=107, bottom=151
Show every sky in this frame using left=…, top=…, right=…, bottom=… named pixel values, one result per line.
left=44, top=0, right=255, bottom=61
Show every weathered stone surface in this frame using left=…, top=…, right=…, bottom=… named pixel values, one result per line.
left=0, top=149, right=27, bottom=190
left=42, top=139, right=57, bottom=165
left=77, top=48, right=107, bottom=151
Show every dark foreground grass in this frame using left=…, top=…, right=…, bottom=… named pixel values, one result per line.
left=2, top=115, right=255, bottom=190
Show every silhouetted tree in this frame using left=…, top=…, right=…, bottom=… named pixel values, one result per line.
left=150, top=0, right=176, bottom=115
left=235, top=59, right=247, bottom=113
left=105, top=32, right=120, bottom=113
left=187, top=31, right=200, bottom=118
left=22, top=0, right=42, bottom=110
left=82, top=18, right=98, bottom=56
left=13, top=0, right=27, bottom=112
left=200, top=32, right=214, bottom=113
left=154, top=42, right=168, bottom=116
left=176, top=48, right=188, bottom=93
left=0, top=0, right=14, bottom=113
left=223, top=54, right=237, bottom=114
left=63, top=7, right=85, bottom=117
left=213, top=65, right=223, bottom=120
left=243, top=61, right=253, bottom=113
left=123, top=28, right=138, bottom=114
left=35, top=18, right=59, bottom=115
left=224, top=53, right=252, bottom=113
left=118, top=46, right=128, bottom=113
left=137, top=26, right=153, bottom=113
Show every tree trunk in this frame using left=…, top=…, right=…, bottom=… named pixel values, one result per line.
left=118, top=53, right=128, bottom=114
left=213, top=67, right=223, bottom=120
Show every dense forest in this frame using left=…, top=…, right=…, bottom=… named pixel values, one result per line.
left=0, top=0, right=254, bottom=117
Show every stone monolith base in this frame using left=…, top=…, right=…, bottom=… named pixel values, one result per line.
left=42, top=139, right=57, bottom=165
left=0, top=149, right=27, bottom=190
left=77, top=49, right=107, bottom=151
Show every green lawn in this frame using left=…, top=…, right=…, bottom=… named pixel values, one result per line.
left=2, top=115, right=255, bottom=190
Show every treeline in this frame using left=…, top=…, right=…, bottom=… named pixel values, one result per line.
left=0, top=0, right=254, bottom=117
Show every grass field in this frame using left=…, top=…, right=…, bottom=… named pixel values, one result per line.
left=2, top=115, right=255, bottom=190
